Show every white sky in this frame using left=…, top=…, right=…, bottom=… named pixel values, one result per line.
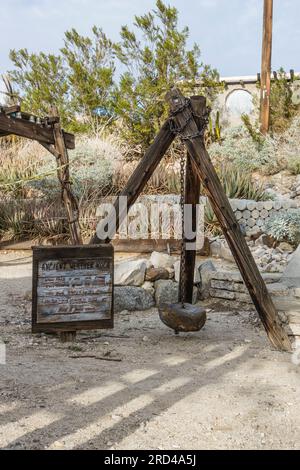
left=0, top=0, right=299, bottom=82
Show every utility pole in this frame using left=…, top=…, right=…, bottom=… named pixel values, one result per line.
left=260, top=0, right=273, bottom=134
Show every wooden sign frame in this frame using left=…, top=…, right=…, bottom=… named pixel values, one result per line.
left=32, top=245, right=114, bottom=333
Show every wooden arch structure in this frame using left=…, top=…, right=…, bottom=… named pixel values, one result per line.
left=90, top=89, right=291, bottom=352
left=0, top=104, right=82, bottom=245
left=0, top=93, right=291, bottom=351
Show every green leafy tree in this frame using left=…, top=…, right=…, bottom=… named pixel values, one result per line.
left=9, top=27, right=116, bottom=132
left=61, top=27, right=116, bottom=132
left=114, top=0, right=220, bottom=147
left=9, top=49, right=71, bottom=125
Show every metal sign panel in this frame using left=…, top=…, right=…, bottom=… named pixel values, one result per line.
left=32, top=245, right=114, bottom=333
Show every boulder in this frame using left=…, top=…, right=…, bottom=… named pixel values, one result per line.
left=155, top=280, right=198, bottom=306
left=174, top=260, right=201, bottom=283
left=278, top=242, right=294, bottom=253
left=282, top=245, right=300, bottom=285
left=210, top=239, right=235, bottom=262
left=142, top=281, right=155, bottom=296
left=145, top=267, right=169, bottom=282
left=150, top=251, right=175, bottom=269
left=114, top=286, right=155, bottom=312
left=255, top=234, right=275, bottom=248
left=155, top=280, right=179, bottom=307
left=198, top=260, right=217, bottom=299
left=114, top=259, right=147, bottom=286
left=166, top=267, right=175, bottom=279
left=210, top=240, right=222, bottom=258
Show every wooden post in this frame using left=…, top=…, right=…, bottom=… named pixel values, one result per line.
left=48, top=107, right=82, bottom=342
left=90, top=120, right=175, bottom=243
left=178, top=154, right=200, bottom=303
left=260, top=0, right=273, bottom=134
left=167, top=89, right=291, bottom=352
left=179, top=96, right=205, bottom=303
left=47, top=107, right=82, bottom=245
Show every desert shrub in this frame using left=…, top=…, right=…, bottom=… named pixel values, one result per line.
left=275, top=115, right=300, bottom=174
left=269, top=69, right=300, bottom=134
left=0, top=200, right=35, bottom=240
left=287, top=156, right=300, bottom=175
left=209, top=126, right=279, bottom=174
left=216, top=165, right=268, bottom=201
left=0, top=141, right=42, bottom=196
left=204, top=166, right=269, bottom=236
left=26, top=135, right=122, bottom=200
left=264, top=210, right=300, bottom=246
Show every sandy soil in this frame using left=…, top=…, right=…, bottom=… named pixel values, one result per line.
left=0, top=251, right=299, bottom=450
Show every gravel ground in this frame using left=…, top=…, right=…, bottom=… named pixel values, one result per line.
left=0, top=251, right=299, bottom=450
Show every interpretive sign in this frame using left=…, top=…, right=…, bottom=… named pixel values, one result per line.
left=32, top=245, right=114, bottom=333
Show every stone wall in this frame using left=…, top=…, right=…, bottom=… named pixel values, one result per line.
left=229, top=198, right=299, bottom=236
left=130, top=195, right=299, bottom=238
left=209, top=269, right=300, bottom=339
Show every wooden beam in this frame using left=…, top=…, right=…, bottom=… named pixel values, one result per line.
left=179, top=96, right=204, bottom=303
left=90, top=120, right=175, bottom=244
left=178, top=153, right=200, bottom=303
left=47, top=107, right=82, bottom=245
left=260, top=0, right=273, bottom=134
left=0, top=112, right=75, bottom=149
left=166, top=89, right=291, bottom=352
left=0, top=105, right=21, bottom=115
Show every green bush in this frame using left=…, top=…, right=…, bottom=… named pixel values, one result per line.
left=264, top=210, right=300, bottom=246
left=209, top=126, right=279, bottom=174
left=26, top=136, right=121, bottom=200
left=204, top=166, right=269, bottom=236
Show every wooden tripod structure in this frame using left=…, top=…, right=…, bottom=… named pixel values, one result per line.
left=0, top=104, right=82, bottom=246
left=90, top=89, right=291, bottom=352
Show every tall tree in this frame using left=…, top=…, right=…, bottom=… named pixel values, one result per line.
left=9, top=49, right=71, bottom=125
left=61, top=27, right=116, bottom=132
left=113, top=0, right=219, bottom=147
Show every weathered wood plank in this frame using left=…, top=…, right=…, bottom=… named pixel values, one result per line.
left=166, top=88, right=291, bottom=352
left=32, top=245, right=114, bottom=333
left=49, top=107, right=82, bottom=244
left=179, top=96, right=204, bottom=303
left=1, top=105, right=21, bottom=115
left=0, top=112, right=74, bottom=149
left=90, top=120, right=175, bottom=243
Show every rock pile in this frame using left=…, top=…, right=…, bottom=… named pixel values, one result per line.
left=114, top=251, right=216, bottom=312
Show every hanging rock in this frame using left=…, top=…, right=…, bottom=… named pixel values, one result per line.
left=114, top=286, right=155, bottom=312
left=114, top=259, right=147, bottom=286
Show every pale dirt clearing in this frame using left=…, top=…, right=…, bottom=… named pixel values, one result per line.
left=0, top=251, right=299, bottom=450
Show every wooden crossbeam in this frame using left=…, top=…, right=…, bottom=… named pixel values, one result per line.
left=179, top=96, right=205, bottom=304
left=0, top=112, right=74, bottom=149
left=0, top=105, right=21, bottom=115
left=90, top=120, right=175, bottom=244
left=166, top=88, right=291, bottom=352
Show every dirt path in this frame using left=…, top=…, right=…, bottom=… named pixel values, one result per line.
left=0, top=252, right=299, bottom=450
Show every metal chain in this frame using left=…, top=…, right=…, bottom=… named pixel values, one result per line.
left=169, top=100, right=210, bottom=141
left=180, top=152, right=186, bottom=308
